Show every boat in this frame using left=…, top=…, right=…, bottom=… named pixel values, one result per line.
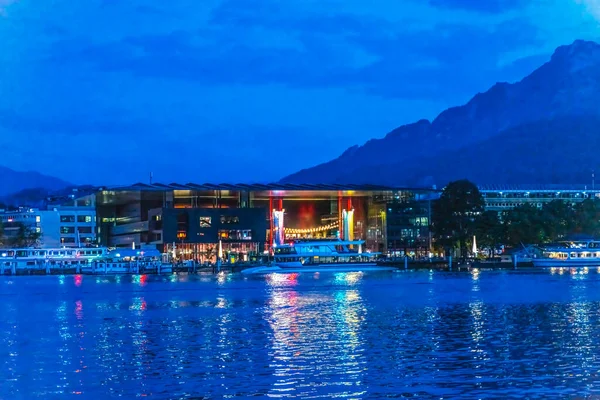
left=0, top=246, right=173, bottom=275
left=532, top=241, right=600, bottom=267
left=241, top=240, right=396, bottom=274
left=0, top=247, right=108, bottom=274
left=91, top=248, right=171, bottom=274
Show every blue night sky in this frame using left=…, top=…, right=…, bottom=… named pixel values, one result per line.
left=1, top=0, right=599, bottom=184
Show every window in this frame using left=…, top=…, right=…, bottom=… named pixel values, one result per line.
left=77, top=215, right=92, bottom=223
left=200, top=217, right=211, bottom=228
left=76, top=199, right=91, bottom=207
left=220, top=216, right=240, bottom=224
left=60, top=237, right=76, bottom=244
left=60, top=215, right=75, bottom=223
left=78, top=226, right=93, bottom=234
left=60, top=226, right=75, bottom=234
left=35, top=216, right=40, bottom=223
left=218, top=229, right=252, bottom=241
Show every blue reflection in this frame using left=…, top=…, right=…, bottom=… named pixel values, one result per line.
left=4, top=271, right=600, bottom=398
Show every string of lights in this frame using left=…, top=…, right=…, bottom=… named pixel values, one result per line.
left=284, top=222, right=339, bottom=234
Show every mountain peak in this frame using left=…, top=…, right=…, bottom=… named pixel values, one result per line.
left=281, top=39, right=600, bottom=185
left=550, top=39, right=600, bottom=71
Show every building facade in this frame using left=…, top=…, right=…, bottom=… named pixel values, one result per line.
left=479, top=184, right=600, bottom=213
left=0, top=190, right=97, bottom=248
left=95, top=183, right=439, bottom=260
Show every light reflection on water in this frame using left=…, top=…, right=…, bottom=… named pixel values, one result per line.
left=5, top=271, right=600, bottom=398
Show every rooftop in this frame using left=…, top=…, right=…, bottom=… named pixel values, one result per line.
left=107, top=182, right=440, bottom=192
left=478, top=184, right=600, bottom=192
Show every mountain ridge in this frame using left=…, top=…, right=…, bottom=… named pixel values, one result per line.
left=0, top=165, right=71, bottom=197
left=281, top=39, right=600, bottom=185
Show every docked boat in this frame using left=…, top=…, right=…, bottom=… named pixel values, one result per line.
left=532, top=241, right=600, bottom=267
left=91, top=248, right=171, bottom=274
left=0, top=246, right=172, bottom=275
left=0, top=247, right=108, bottom=274
left=242, top=240, right=395, bottom=274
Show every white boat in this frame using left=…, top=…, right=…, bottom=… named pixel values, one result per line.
left=532, top=241, right=600, bottom=267
left=0, top=247, right=108, bottom=274
left=91, top=248, right=169, bottom=274
left=242, top=240, right=395, bottom=274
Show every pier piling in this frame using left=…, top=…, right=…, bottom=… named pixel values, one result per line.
left=404, top=256, right=408, bottom=270
left=448, top=256, right=452, bottom=271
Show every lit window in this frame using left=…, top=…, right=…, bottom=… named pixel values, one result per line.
left=200, top=217, right=211, bottom=228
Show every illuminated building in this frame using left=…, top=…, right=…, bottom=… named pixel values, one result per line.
left=479, top=184, right=600, bottom=212
left=94, top=183, right=439, bottom=259
left=0, top=191, right=97, bottom=247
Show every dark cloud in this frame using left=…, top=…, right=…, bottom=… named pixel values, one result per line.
left=0, top=108, right=166, bottom=136
left=46, top=13, right=541, bottom=104
left=429, top=0, right=526, bottom=13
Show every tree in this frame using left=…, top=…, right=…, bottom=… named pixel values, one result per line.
left=540, top=200, right=575, bottom=241
left=432, top=180, right=485, bottom=259
left=10, top=223, right=41, bottom=248
left=574, top=198, right=600, bottom=237
left=474, top=210, right=505, bottom=257
left=504, top=204, right=545, bottom=246
left=0, top=219, right=4, bottom=248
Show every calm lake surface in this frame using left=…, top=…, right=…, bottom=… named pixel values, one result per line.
left=2, top=269, right=600, bottom=399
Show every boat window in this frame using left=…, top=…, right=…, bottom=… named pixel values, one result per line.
left=16, top=250, right=27, bottom=257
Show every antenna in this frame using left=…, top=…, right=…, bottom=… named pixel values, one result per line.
left=593, top=169, right=595, bottom=191
left=150, top=172, right=153, bottom=185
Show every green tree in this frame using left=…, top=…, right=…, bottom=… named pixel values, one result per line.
left=474, top=210, right=505, bottom=257
left=10, top=223, right=41, bottom=248
left=540, top=200, right=575, bottom=241
left=504, top=204, right=545, bottom=246
left=574, top=198, right=600, bottom=236
left=432, top=180, right=485, bottom=259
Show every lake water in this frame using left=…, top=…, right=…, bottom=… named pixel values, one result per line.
left=2, top=269, right=600, bottom=399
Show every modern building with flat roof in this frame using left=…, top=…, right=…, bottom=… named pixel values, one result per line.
left=0, top=190, right=97, bottom=247
left=479, top=184, right=600, bottom=212
left=95, top=183, right=439, bottom=261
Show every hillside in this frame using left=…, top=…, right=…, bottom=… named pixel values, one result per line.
left=329, top=116, right=600, bottom=185
left=0, top=165, right=70, bottom=197
left=281, top=40, right=600, bottom=185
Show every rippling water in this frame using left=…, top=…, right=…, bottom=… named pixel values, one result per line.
left=3, top=269, right=600, bottom=398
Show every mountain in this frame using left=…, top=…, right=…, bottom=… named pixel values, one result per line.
left=0, top=165, right=70, bottom=197
left=281, top=40, right=600, bottom=185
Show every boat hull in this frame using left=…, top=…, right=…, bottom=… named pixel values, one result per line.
left=533, top=258, right=600, bottom=268
left=241, top=263, right=396, bottom=275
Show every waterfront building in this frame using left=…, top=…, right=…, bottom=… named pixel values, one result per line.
left=0, top=189, right=97, bottom=247
left=479, top=184, right=600, bottom=213
left=95, top=183, right=439, bottom=260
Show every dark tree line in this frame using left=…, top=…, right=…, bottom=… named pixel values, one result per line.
left=432, top=180, right=600, bottom=256
left=0, top=220, right=41, bottom=248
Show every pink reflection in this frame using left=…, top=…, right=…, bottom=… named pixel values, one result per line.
left=74, top=275, right=82, bottom=287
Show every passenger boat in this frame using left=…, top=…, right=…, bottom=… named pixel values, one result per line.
left=91, top=248, right=171, bottom=274
left=0, top=247, right=172, bottom=275
left=0, top=247, right=108, bottom=274
left=241, top=240, right=395, bottom=274
left=532, top=241, right=600, bottom=267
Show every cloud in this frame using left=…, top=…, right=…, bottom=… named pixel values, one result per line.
left=428, top=0, right=526, bottom=13
left=0, top=108, right=167, bottom=137
left=0, top=0, right=597, bottom=183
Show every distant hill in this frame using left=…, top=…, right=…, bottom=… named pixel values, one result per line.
left=281, top=40, right=600, bottom=185
left=0, top=165, right=70, bottom=197
left=333, top=116, right=600, bottom=185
